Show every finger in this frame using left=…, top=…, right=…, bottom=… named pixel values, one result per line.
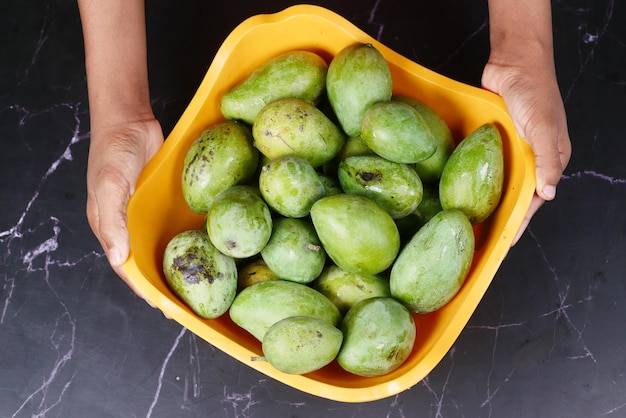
left=512, top=194, right=545, bottom=246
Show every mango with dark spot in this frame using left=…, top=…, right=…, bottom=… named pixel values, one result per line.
left=163, top=229, right=237, bottom=319
left=182, top=121, right=258, bottom=214
left=338, top=154, right=423, bottom=219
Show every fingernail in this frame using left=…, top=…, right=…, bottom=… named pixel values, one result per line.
left=542, top=185, right=556, bottom=200
left=109, top=247, right=124, bottom=266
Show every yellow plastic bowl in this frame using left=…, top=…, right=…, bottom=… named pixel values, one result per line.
left=123, top=4, right=535, bottom=403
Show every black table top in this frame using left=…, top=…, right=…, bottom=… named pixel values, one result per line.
left=2, top=1, right=625, bottom=417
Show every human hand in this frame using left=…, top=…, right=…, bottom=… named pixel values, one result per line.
left=481, top=61, right=572, bottom=245
left=86, top=118, right=163, bottom=300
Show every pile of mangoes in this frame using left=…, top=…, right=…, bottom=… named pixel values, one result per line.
left=163, top=43, right=504, bottom=377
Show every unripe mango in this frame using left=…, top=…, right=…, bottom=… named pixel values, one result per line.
left=318, top=173, right=343, bottom=196
left=337, top=297, right=416, bottom=377
left=229, top=280, right=341, bottom=342
left=252, top=98, right=345, bottom=167
left=310, top=194, right=400, bottom=276
left=260, top=218, right=326, bottom=284
left=360, top=100, right=437, bottom=164
left=182, top=121, right=258, bottom=214
left=393, top=95, right=455, bottom=183
left=312, top=264, right=391, bottom=315
left=221, top=50, right=328, bottom=125
left=163, top=229, right=237, bottom=319
left=261, top=316, right=343, bottom=374
left=338, top=155, right=423, bottom=219
left=258, top=156, right=326, bottom=218
left=327, top=43, right=392, bottom=137
left=206, top=185, right=272, bottom=258
left=439, top=123, right=504, bottom=224
left=236, top=258, right=279, bottom=292
left=390, top=209, right=475, bottom=313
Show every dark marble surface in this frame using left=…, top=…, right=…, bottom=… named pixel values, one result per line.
left=1, top=1, right=625, bottom=417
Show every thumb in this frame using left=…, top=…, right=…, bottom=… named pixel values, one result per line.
left=94, top=170, right=132, bottom=267
left=88, top=176, right=152, bottom=303
left=524, top=114, right=571, bottom=202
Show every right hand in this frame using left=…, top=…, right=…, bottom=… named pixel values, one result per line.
left=86, top=117, right=163, bottom=301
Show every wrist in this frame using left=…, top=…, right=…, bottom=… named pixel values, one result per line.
left=487, top=0, right=555, bottom=69
left=86, top=83, right=155, bottom=133
left=488, top=34, right=554, bottom=71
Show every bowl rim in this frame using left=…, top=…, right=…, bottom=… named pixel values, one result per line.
left=122, top=4, right=536, bottom=403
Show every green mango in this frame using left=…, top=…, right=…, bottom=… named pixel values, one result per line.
left=229, top=280, right=341, bottom=342
left=390, top=209, right=475, bottom=313
left=221, top=50, right=328, bottom=125
left=338, top=135, right=375, bottom=159
left=327, top=43, right=393, bottom=137
left=439, top=123, right=504, bottom=224
left=205, top=185, right=272, bottom=258
left=338, top=155, right=424, bottom=219
left=318, top=173, right=343, bottom=196
left=393, top=95, right=455, bottom=183
left=337, top=297, right=416, bottom=377
left=395, top=183, right=443, bottom=243
left=312, top=264, right=391, bottom=315
left=412, top=183, right=443, bottom=226
left=360, top=100, right=437, bottom=164
left=236, top=258, right=279, bottom=292
left=260, top=217, right=326, bottom=284
left=258, top=156, right=326, bottom=218
left=261, top=316, right=343, bottom=374
left=322, top=135, right=374, bottom=177
left=310, top=194, right=400, bottom=276
left=252, top=98, right=345, bottom=167
left=162, top=229, right=237, bottom=319
left=182, top=121, right=258, bottom=214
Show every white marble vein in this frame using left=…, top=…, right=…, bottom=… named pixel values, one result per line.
left=561, top=0, right=616, bottom=102
left=366, top=0, right=385, bottom=41
left=17, top=5, right=52, bottom=85
left=222, top=383, right=262, bottom=418
left=528, top=227, right=596, bottom=363
left=146, top=327, right=187, bottom=417
left=0, top=99, right=94, bottom=417
left=1, top=0, right=625, bottom=416
left=562, top=169, right=626, bottom=185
